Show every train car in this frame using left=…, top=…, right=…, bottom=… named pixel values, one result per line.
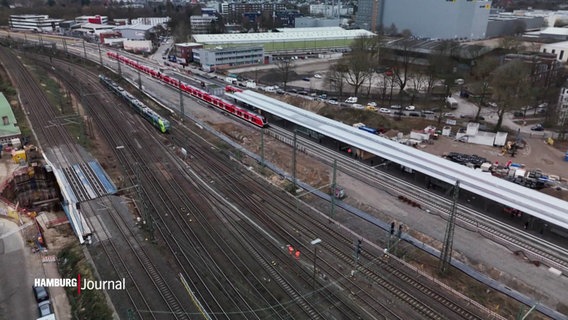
left=99, top=75, right=171, bottom=133
left=359, top=126, right=378, bottom=135
left=106, top=52, right=267, bottom=128
left=225, top=85, right=243, bottom=94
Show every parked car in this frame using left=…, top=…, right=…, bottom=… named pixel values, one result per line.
left=393, top=110, right=404, bottom=116
left=513, top=111, right=524, bottom=117
left=33, top=286, right=49, bottom=303
left=328, top=99, right=338, bottom=105
left=405, top=105, right=416, bottom=111
left=531, top=124, right=544, bottom=131
left=345, top=97, right=358, bottom=103
left=409, top=112, right=420, bottom=117
left=365, top=105, right=378, bottom=112
left=319, top=94, right=327, bottom=99
left=298, top=90, right=308, bottom=95
left=368, top=101, right=377, bottom=107
left=314, top=74, right=322, bottom=79
left=352, top=104, right=365, bottom=109
left=379, top=108, right=391, bottom=113
left=289, top=89, right=298, bottom=94
left=422, top=110, right=435, bottom=115
left=302, top=77, right=310, bottom=82
left=38, top=300, right=53, bottom=317
left=444, top=113, right=456, bottom=118
left=390, top=105, right=402, bottom=109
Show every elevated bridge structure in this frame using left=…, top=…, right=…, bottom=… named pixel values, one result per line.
left=226, top=89, right=567, bottom=231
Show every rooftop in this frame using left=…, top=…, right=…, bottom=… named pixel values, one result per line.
left=113, top=24, right=154, bottom=31
left=539, top=27, right=568, bottom=36
left=0, top=93, right=21, bottom=138
left=76, top=23, right=116, bottom=30
left=193, top=27, right=375, bottom=45
left=176, top=42, right=203, bottom=47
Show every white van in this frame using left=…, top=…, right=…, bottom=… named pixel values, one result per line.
left=345, top=97, right=358, bottom=104
left=445, top=96, right=458, bottom=109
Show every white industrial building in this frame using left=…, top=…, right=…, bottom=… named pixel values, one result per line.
left=9, top=14, right=63, bottom=32
left=541, top=41, right=568, bottom=62
left=309, top=4, right=349, bottom=18
left=113, top=24, right=154, bottom=40
left=193, top=46, right=264, bottom=71
left=71, top=23, right=116, bottom=36
left=75, top=15, right=108, bottom=24
left=558, top=86, right=568, bottom=126
left=190, top=15, right=217, bottom=34
left=193, top=27, right=374, bottom=50
left=131, top=16, right=170, bottom=27
left=528, top=27, right=568, bottom=41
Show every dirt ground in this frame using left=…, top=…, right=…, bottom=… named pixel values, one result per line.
left=420, top=135, right=568, bottom=179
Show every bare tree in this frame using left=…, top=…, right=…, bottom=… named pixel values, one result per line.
left=341, top=35, right=380, bottom=96
left=408, top=72, right=425, bottom=105
left=327, top=63, right=346, bottom=98
left=470, top=56, right=499, bottom=120
left=381, top=33, right=416, bottom=104
left=499, top=36, right=524, bottom=53
left=275, top=59, right=294, bottom=91
left=490, top=60, right=532, bottom=131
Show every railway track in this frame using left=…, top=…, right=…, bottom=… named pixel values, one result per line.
left=268, top=125, right=568, bottom=274
left=43, top=57, right=192, bottom=320
left=0, top=48, right=82, bottom=164
left=0, top=48, right=186, bottom=319
left=25, top=51, right=514, bottom=319
left=171, top=124, right=492, bottom=319
left=47, top=59, right=301, bottom=319
left=109, top=56, right=509, bottom=319
left=82, top=197, right=158, bottom=320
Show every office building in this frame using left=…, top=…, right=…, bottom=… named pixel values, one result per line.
left=355, top=0, right=491, bottom=40
left=190, top=15, right=218, bottom=34
left=226, top=3, right=286, bottom=23
left=193, top=46, right=264, bottom=70
left=9, top=14, right=62, bottom=32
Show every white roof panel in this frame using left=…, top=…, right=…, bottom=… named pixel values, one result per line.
left=193, top=28, right=375, bottom=45
left=276, top=27, right=346, bottom=33
left=540, top=27, right=568, bottom=35
left=227, top=90, right=568, bottom=230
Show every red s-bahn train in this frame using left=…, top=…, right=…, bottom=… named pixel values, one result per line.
left=106, top=52, right=267, bottom=128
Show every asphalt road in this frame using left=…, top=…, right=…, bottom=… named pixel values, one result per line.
left=0, top=219, right=37, bottom=320
left=452, top=94, right=557, bottom=138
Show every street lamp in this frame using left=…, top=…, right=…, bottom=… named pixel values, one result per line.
left=311, top=238, right=322, bottom=289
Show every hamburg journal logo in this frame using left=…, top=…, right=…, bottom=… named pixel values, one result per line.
left=34, top=275, right=125, bottom=294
